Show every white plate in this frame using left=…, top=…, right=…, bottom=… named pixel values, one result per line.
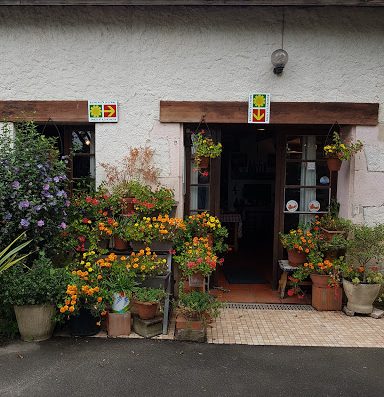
left=286, top=200, right=298, bottom=212
left=308, top=200, right=320, bottom=212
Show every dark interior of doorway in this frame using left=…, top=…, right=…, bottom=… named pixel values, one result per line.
left=219, top=125, right=275, bottom=286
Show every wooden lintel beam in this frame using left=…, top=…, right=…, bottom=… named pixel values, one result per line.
left=1, top=1, right=384, bottom=6
left=0, top=100, right=88, bottom=123
left=160, top=101, right=379, bottom=125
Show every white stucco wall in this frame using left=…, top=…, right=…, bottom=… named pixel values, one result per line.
left=0, top=6, right=383, bottom=220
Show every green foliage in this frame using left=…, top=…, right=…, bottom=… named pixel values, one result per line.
left=0, top=232, right=33, bottom=274
left=0, top=252, right=70, bottom=306
left=323, top=131, right=363, bottom=161
left=318, top=213, right=352, bottom=232
left=192, top=131, right=222, bottom=167
left=104, top=264, right=138, bottom=297
left=133, top=287, right=165, bottom=303
left=177, top=291, right=222, bottom=321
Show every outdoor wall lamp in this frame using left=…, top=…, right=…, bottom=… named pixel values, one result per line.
left=271, top=49, right=288, bottom=75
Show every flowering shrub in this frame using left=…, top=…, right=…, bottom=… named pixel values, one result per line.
left=126, top=215, right=185, bottom=244
left=279, top=225, right=317, bottom=254
left=323, top=131, right=363, bottom=160
left=132, top=186, right=176, bottom=216
left=0, top=122, right=69, bottom=259
left=340, top=263, right=384, bottom=285
left=179, top=212, right=228, bottom=254
left=174, top=237, right=224, bottom=277
left=126, top=249, right=168, bottom=277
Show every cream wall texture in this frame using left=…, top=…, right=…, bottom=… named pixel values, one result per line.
left=0, top=6, right=383, bottom=221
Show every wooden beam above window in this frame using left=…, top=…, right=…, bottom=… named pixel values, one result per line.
left=160, top=101, right=379, bottom=125
left=0, top=100, right=88, bottom=123
left=1, top=1, right=384, bottom=6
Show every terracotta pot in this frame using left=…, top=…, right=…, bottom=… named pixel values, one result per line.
left=199, top=156, right=210, bottom=169
left=327, top=158, right=342, bottom=172
left=343, top=279, right=381, bottom=314
left=287, top=249, right=306, bottom=267
left=310, top=274, right=342, bottom=311
left=121, top=197, right=135, bottom=215
left=107, top=312, right=131, bottom=337
left=207, top=233, right=214, bottom=247
left=98, top=238, right=110, bottom=250
left=14, top=304, right=55, bottom=342
left=182, top=280, right=205, bottom=293
left=320, top=227, right=346, bottom=242
left=135, top=301, right=159, bottom=320
left=114, top=236, right=130, bottom=251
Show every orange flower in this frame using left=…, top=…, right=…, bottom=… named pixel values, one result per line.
left=97, top=297, right=103, bottom=303
left=69, top=306, right=75, bottom=313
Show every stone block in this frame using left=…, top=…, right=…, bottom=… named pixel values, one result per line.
left=133, top=315, right=163, bottom=338
left=107, top=312, right=131, bottom=337
left=370, top=308, right=384, bottom=319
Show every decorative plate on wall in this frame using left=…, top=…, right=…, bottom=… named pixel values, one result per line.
left=309, top=200, right=320, bottom=212
left=286, top=200, right=298, bottom=212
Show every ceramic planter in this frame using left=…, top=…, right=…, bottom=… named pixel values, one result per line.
left=14, top=304, right=55, bottom=342
left=327, top=158, right=342, bottom=172
left=113, top=236, right=130, bottom=251
left=69, top=308, right=100, bottom=336
left=112, top=292, right=130, bottom=313
left=343, top=279, right=381, bottom=314
left=107, top=312, right=131, bottom=337
left=287, top=249, right=306, bottom=267
left=310, top=274, right=342, bottom=311
left=134, top=301, right=159, bottom=320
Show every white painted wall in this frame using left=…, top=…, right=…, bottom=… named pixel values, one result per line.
left=0, top=6, right=383, bottom=220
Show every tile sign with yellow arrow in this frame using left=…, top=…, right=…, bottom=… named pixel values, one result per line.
left=248, top=93, right=270, bottom=124
left=88, top=100, right=118, bottom=122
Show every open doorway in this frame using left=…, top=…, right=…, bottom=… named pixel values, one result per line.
left=219, top=125, right=275, bottom=286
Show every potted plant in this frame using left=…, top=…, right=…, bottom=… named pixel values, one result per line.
left=175, top=290, right=222, bottom=342
left=174, top=237, right=224, bottom=291
left=318, top=213, right=351, bottom=241
left=100, top=147, right=160, bottom=215
left=1, top=253, right=69, bottom=341
left=279, top=225, right=316, bottom=266
left=191, top=130, right=222, bottom=171
left=132, top=287, right=165, bottom=320
left=341, top=224, right=384, bottom=315
left=113, top=216, right=130, bottom=251
left=291, top=251, right=343, bottom=311
left=129, top=214, right=185, bottom=251
left=323, top=131, right=363, bottom=172
left=58, top=250, right=108, bottom=336
left=104, top=262, right=137, bottom=337
left=125, top=248, right=168, bottom=281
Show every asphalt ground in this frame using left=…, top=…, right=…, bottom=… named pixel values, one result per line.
left=0, top=338, right=383, bottom=397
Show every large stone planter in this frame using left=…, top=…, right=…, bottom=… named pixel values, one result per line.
left=14, top=304, right=55, bottom=342
left=343, top=279, right=381, bottom=314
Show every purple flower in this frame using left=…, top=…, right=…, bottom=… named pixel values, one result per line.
left=18, top=200, right=30, bottom=210
left=37, top=220, right=45, bottom=227
left=56, top=190, right=67, bottom=198
left=3, top=213, right=12, bottom=221
left=43, top=184, right=50, bottom=191
left=34, top=205, right=42, bottom=212
left=59, top=222, right=67, bottom=229
left=53, top=176, right=60, bottom=183
left=20, top=219, right=30, bottom=228
left=65, top=200, right=71, bottom=207
left=11, top=181, right=20, bottom=190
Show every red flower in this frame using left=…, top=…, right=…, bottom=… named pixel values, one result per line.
left=287, top=289, right=295, bottom=297
left=78, top=236, right=86, bottom=243
left=92, top=199, right=99, bottom=206
left=219, top=258, right=225, bottom=264
left=201, top=171, right=209, bottom=177
left=298, top=294, right=304, bottom=299
left=82, top=218, right=90, bottom=224
left=85, top=196, right=92, bottom=203
left=169, top=249, right=176, bottom=255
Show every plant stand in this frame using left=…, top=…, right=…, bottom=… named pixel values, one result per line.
left=133, top=315, right=163, bottom=338
left=278, top=260, right=311, bottom=299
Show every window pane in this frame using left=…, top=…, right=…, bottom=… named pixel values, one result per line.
left=72, top=129, right=94, bottom=154
left=73, top=156, right=93, bottom=178
left=190, top=186, right=210, bottom=211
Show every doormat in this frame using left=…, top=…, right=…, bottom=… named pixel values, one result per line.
left=222, top=266, right=266, bottom=284
left=224, top=303, right=314, bottom=311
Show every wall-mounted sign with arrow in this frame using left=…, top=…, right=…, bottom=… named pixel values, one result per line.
left=248, top=93, right=270, bottom=124
left=88, top=100, right=118, bottom=122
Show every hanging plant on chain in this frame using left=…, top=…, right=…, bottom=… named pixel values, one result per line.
left=191, top=129, right=222, bottom=175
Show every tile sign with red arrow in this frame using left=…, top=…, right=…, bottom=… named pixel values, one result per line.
left=88, top=100, right=118, bottom=122
left=248, top=93, right=270, bottom=124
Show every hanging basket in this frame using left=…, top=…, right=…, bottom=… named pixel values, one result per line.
left=327, top=158, right=342, bottom=172
left=199, top=156, right=210, bottom=169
